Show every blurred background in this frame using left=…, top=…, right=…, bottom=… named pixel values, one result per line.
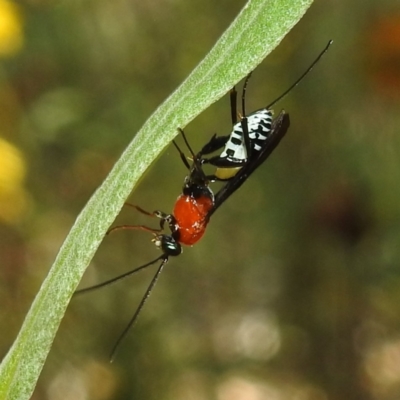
left=1, top=0, right=400, bottom=399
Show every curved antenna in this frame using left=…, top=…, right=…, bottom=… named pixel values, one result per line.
left=266, top=40, right=333, bottom=109
left=74, top=254, right=166, bottom=295
left=109, top=255, right=169, bottom=362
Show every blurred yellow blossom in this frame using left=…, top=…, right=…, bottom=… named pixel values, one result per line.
left=0, top=0, right=23, bottom=56
left=0, top=137, right=28, bottom=222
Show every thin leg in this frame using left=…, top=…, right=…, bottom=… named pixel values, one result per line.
left=112, top=203, right=171, bottom=233
left=241, top=72, right=252, bottom=118
left=107, top=224, right=163, bottom=235
left=124, top=203, right=157, bottom=217
left=241, top=116, right=252, bottom=160
left=176, top=127, right=211, bottom=185
left=124, top=203, right=170, bottom=224
left=178, top=128, right=196, bottom=158
left=173, top=139, right=191, bottom=170
left=198, top=134, right=229, bottom=158
left=240, top=73, right=253, bottom=159
left=230, top=87, right=238, bottom=125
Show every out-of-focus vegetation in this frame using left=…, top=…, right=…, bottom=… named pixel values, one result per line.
left=1, top=0, right=400, bottom=399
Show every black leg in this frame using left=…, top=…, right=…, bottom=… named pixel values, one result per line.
left=240, top=73, right=253, bottom=159
left=177, top=128, right=196, bottom=158
left=230, top=87, right=238, bottom=125
left=198, top=134, right=230, bottom=158
left=241, top=72, right=252, bottom=118
left=240, top=116, right=252, bottom=161
left=108, top=204, right=173, bottom=233
left=173, top=139, right=191, bottom=170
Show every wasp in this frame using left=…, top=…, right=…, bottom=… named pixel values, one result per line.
left=76, top=41, right=332, bottom=361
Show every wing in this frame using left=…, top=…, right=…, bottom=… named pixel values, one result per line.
left=208, top=111, right=290, bottom=218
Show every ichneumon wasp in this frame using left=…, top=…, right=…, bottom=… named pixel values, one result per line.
left=75, top=40, right=332, bottom=362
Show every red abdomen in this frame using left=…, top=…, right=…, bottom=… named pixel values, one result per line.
left=173, top=194, right=214, bottom=246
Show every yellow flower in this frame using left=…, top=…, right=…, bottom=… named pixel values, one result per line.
left=0, top=0, right=23, bottom=56
left=0, top=137, right=28, bottom=223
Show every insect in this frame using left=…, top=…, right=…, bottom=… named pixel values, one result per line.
left=75, top=41, right=332, bottom=361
